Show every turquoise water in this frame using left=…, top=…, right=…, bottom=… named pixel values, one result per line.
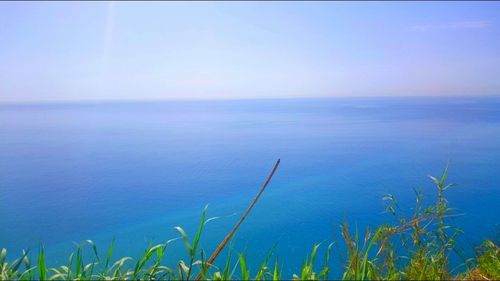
left=1, top=97, right=499, bottom=276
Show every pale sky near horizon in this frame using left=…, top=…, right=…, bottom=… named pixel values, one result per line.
left=1, top=1, right=500, bottom=103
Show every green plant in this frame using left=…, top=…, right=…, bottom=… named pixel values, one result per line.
left=1, top=167, right=499, bottom=280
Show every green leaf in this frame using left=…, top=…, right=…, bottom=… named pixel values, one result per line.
left=86, top=240, right=100, bottom=262
left=38, top=244, right=46, bottom=281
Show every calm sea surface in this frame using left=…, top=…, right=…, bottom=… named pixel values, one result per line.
left=1, top=97, right=499, bottom=276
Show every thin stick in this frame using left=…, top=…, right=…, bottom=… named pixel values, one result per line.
left=195, top=159, right=281, bottom=281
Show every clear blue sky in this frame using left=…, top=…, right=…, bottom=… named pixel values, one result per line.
left=1, top=1, right=500, bottom=102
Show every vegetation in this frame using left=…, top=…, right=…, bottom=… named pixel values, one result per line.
left=1, top=167, right=499, bottom=280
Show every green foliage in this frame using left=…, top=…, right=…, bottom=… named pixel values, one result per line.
left=1, top=168, right=499, bottom=280
left=465, top=240, right=500, bottom=280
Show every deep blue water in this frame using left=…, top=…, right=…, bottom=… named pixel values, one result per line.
left=1, top=97, right=499, bottom=277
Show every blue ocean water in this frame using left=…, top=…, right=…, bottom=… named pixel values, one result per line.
left=0, top=97, right=499, bottom=276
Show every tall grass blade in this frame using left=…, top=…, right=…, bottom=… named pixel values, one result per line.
left=195, top=159, right=280, bottom=280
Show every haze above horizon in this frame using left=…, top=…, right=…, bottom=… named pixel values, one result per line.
left=1, top=1, right=500, bottom=103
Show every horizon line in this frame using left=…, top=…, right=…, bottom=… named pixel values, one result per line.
left=1, top=94, right=500, bottom=107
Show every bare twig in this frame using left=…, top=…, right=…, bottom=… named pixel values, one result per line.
left=195, top=159, right=281, bottom=280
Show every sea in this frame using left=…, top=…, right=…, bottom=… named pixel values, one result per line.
left=1, top=96, right=499, bottom=277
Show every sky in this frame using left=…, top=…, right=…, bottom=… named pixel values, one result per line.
left=1, top=1, right=500, bottom=103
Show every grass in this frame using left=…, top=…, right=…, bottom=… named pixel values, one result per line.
left=1, top=166, right=499, bottom=280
